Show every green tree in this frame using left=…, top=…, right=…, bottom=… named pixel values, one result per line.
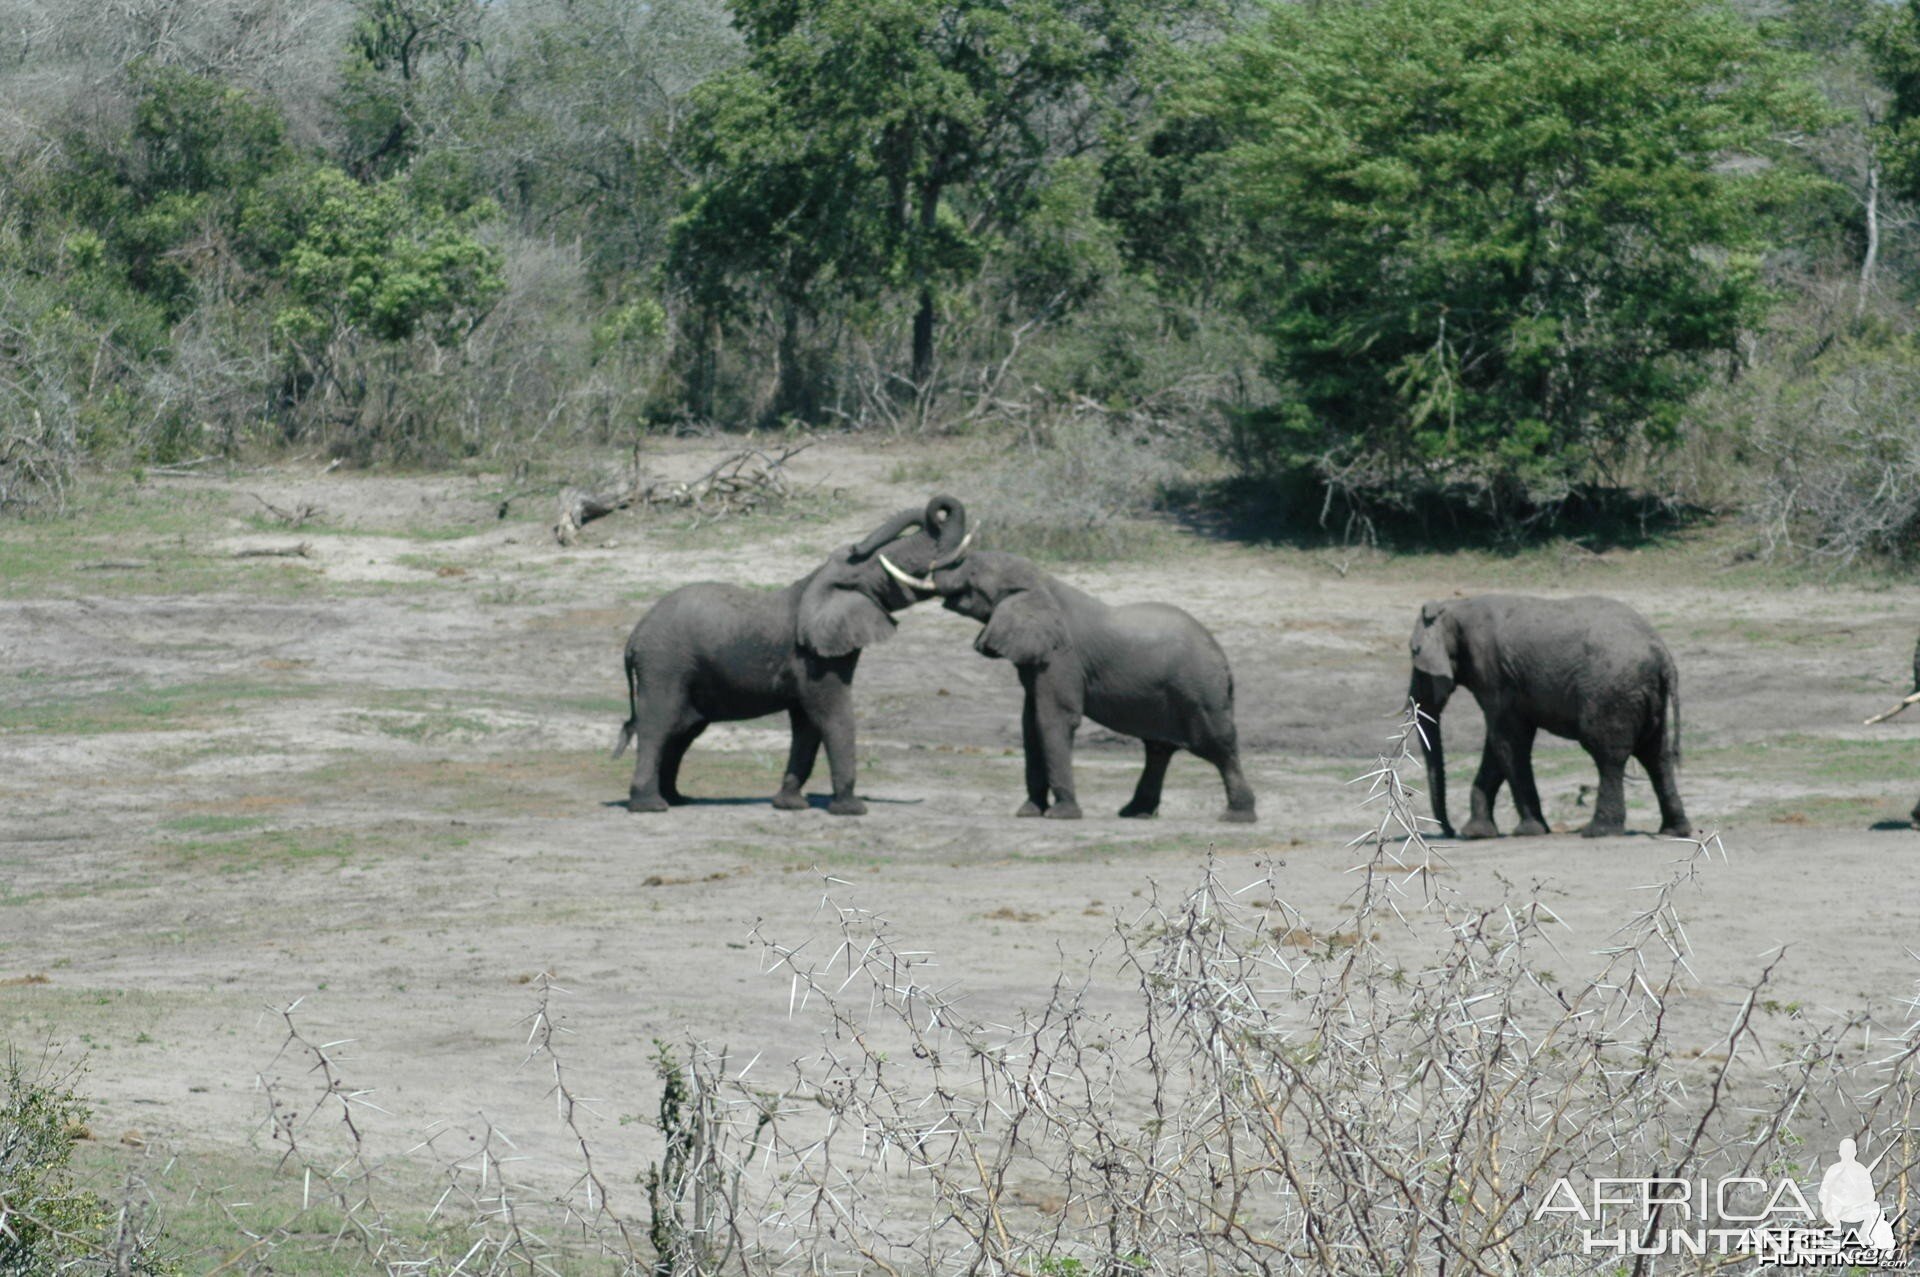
left=1207, top=0, right=1830, bottom=518
left=0, top=1058, right=170, bottom=1273
left=338, top=0, right=483, bottom=178
left=674, top=0, right=1202, bottom=414
left=269, top=166, right=504, bottom=430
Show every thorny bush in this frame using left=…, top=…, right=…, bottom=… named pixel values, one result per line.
left=228, top=714, right=1918, bottom=1274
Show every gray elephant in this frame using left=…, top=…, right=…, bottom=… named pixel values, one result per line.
left=613, top=495, right=971, bottom=815
left=1407, top=594, right=1690, bottom=840
left=883, top=549, right=1255, bottom=822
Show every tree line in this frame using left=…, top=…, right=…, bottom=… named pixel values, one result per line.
left=3, top=0, right=1919, bottom=550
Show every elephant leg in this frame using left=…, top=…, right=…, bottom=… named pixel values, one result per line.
left=1017, top=691, right=1049, bottom=817
left=1025, top=668, right=1082, bottom=820
left=1635, top=736, right=1691, bottom=838
left=660, top=722, right=707, bottom=806
left=1581, top=747, right=1631, bottom=837
left=1460, top=737, right=1506, bottom=840
left=1118, top=741, right=1175, bottom=818
left=807, top=683, right=867, bottom=817
left=1210, top=749, right=1258, bottom=824
left=1189, top=724, right=1256, bottom=823
left=1505, top=723, right=1549, bottom=837
left=773, top=708, right=820, bottom=811
left=625, top=702, right=683, bottom=814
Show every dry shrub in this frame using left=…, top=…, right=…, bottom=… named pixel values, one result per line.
left=1716, top=337, right=1920, bottom=568
left=970, top=407, right=1196, bottom=560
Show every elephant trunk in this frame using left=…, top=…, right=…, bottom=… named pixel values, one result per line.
left=926, top=495, right=968, bottom=563
left=850, top=506, right=929, bottom=560
left=1410, top=673, right=1452, bottom=837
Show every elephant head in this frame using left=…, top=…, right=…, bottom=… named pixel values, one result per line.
left=795, top=495, right=968, bottom=658
left=1408, top=600, right=1458, bottom=836
left=923, top=551, right=1069, bottom=664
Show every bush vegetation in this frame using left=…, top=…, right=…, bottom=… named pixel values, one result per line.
left=0, top=0, right=1916, bottom=556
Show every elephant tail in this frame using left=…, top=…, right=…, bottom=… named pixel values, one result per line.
left=1663, top=648, right=1682, bottom=768
left=611, top=646, right=641, bottom=759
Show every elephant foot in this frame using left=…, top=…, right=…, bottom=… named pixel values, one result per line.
left=1220, top=806, right=1257, bottom=824
left=1579, top=818, right=1626, bottom=839
left=1658, top=821, right=1694, bottom=839
left=1512, top=818, right=1549, bottom=838
left=1117, top=801, right=1158, bottom=819
left=1016, top=800, right=1047, bottom=818
left=1458, top=818, right=1499, bottom=840
left=1043, top=801, right=1082, bottom=821
left=771, top=789, right=809, bottom=811
left=663, top=791, right=691, bottom=807
left=826, top=796, right=868, bottom=817
left=628, top=792, right=669, bottom=814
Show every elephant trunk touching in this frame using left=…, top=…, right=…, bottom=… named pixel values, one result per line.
left=1409, top=672, right=1453, bottom=837
left=850, top=506, right=931, bottom=561
left=925, top=495, right=969, bottom=567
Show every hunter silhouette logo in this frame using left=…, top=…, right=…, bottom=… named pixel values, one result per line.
left=1820, top=1138, right=1898, bottom=1252
left=1534, top=1133, right=1908, bottom=1265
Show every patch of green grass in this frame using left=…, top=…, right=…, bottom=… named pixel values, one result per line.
left=157, top=814, right=269, bottom=835
left=1691, top=735, right=1918, bottom=786
left=347, top=709, right=500, bottom=744
left=0, top=678, right=316, bottom=737
left=1726, top=793, right=1916, bottom=828
left=75, top=1143, right=508, bottom=1277
left=0, top=986, right=173, bottom=1046
left=158, top=828, right=362, bottom=871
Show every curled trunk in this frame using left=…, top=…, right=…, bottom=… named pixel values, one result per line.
left=851, top=507, right=930, bottom=560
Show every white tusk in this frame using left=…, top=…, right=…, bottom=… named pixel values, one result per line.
left=878, top=553, right=936, bottom=592
left=931, top=522, right=979, bottom=569
left=1863, top=690, right=1920, bottom=725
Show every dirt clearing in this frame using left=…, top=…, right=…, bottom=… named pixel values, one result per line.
left=3, top=439, right=1918, bottom=1250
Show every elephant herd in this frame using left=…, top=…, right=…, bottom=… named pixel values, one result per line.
left=609, top=492, right=1902, bottom=838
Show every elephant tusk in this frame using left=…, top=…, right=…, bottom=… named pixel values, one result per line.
left=878, top=553, right=936, bottom=592
left=931, top=522, right=979, bottom=570
left=1863, top=690, right=1920, bottom=725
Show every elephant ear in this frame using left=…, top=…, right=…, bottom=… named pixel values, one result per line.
left=797, top=565, right=896, bottom=658
left=976, top=591, right=1068, bottom=665
left=1410, top=601, right=1453, bottom=679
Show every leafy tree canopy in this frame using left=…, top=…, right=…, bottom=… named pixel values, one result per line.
left=673, top=0, right=1210, bottom=401
left=1205, top=0, right=1833, bottom=513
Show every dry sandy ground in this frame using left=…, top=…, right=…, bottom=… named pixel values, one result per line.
left=3, top=438, right=1918, bottom=1231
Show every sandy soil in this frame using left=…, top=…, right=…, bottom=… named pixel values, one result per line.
left=3, top=438, right=1918, bottom=1220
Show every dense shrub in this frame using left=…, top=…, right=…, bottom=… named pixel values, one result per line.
left=1199, top=0, right=1833, bottom=524
left=0, top=1057, right=169, bottom=1275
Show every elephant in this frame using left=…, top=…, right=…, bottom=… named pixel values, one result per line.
left=613, top=495, right=972, bottom=815
left=1407, top=594, right=1691, bottom=840
left=882, top=549, right=1256, bottom=822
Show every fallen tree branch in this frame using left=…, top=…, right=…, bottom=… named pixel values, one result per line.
left=553, top=444, right=814, bottom=545
left=233, top=542, right=313, bottom=559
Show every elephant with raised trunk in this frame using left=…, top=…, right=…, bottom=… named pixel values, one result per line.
left=1408, top=594, right=1691, bottom=840
left=614, top=495, right=973, bottom=815
left=883, top=549, right=1255, bottom=822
